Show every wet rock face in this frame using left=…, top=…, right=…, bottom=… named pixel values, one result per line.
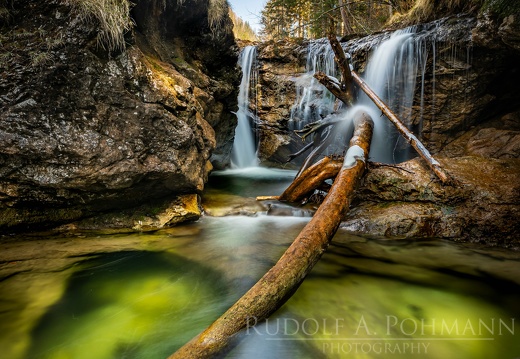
left=343, top=157, right=520, bottom=247
left=255, top=14, right=520, bottom=163
left=440, top=109, right=520, bottom=158
left=254, top=40, right=307, bottom=166
left=0, top=0, right=239, bottom=230
left=131, top=0, right=240, bottom=169
left=415, top=14, right=520, bottom=154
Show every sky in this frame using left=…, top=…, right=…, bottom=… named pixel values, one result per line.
left=228, top=0, right=265, bottom=34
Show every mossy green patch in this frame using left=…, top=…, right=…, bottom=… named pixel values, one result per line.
left=283, top=271, right=520, bottom=359
left=27, top=251, right=228, bottom=359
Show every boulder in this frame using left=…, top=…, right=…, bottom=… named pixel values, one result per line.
left=343, top=156, right=520, bottom=247
left=0, top=0, right=239, bottom=231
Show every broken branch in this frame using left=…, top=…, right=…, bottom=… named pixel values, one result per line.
left=328, top=33, right=354, bottom=104
left=294, top=113, right=342, bottom=141
left=279, top=156, right=343, bottom=203
left=351, top=71, right=453, bottom=185
left=295, top=124, right=336, bottom=178
left=314, top=71, right=352, bottom=106
left=287, top=142, right=313, bottom=162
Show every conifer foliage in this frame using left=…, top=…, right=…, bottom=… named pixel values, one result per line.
left=260, top=0, right=398, bottom=39
left=259, top=0, right=490, bottom=39
left=229, top=8, right=257, bottom=41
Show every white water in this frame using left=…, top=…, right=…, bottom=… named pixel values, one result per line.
left=212, top=166, right=297, bottom=179
left=289, top=39, right=337, bottom=130
left=231, top=46, right=259, bottom=168
left=362, top=28, right=430, bottom=162
left=292, top=29, right=435, bottom=163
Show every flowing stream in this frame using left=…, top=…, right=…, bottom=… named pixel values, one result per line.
left=0, top=169, right=519, bottom=359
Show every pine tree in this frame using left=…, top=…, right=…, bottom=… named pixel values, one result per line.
left=229, top=8, right=257, bottom=41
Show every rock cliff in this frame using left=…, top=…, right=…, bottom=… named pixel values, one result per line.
left=251, top=11, right=519, bottom=245
left=254, top=13, right=520, bottom=163
left=0, top=0, right=239, bottom=231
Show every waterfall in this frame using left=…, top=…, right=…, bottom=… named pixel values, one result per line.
left=292, top=28, right=435, bottom=163
left=231, top=46, right=258, bottom=168
left=289, top=39, right=338, bottom=131
left=362, top=28, right=431, bottom=163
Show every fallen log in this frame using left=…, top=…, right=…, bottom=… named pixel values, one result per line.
left=351, top=71, right=454, bottom=185
left=328, top=33, right=354, bottom=104
left=168, top=111, right=374, bottom=359
left=279, top=156, right=342, bottom=203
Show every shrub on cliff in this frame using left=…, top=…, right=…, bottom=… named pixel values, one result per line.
left=389, top=0, right=519, bottom=26
left=66, top=0, right=231, bottom=51
left=66, top=0, right=133, bottom=51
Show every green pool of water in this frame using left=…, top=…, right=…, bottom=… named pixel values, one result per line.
left=0, top=168, right=518, bottom=358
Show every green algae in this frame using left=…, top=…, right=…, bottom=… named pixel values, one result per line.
left=27, top=251, right=228, bottom=359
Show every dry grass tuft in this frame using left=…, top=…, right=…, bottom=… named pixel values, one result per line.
left=65, top=0, right=134, bottom=51
left=208, top=0, right=229, bottom=38
left=30, top=50, right=54, bottom=67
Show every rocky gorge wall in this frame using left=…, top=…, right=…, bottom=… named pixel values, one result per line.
left=1, top=1, right=518, bottom=244
left=0, top=0, right=239, bottom=231
left=250, top=12, right=519, bottom=246
left=254, top=13, right=520, bottom=164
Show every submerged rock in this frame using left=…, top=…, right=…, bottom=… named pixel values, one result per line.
left=201, top=189, right=267, bottom=217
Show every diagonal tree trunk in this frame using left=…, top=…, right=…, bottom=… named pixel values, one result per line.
left=322, top=35, right=454, bottom=185
left=168, top=112, right=374, bottom=359
left=351, top=71, right=454, bottom=185
left=327, top=33, right=354, bottom=103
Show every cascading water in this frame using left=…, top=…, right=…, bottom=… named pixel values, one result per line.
left=231, top=46, right=259, bottom=168
left=361, top=27, right=432, bottom=163
left=293, top=27, right=436, bottom=163
left=289, top=39, right=338, bottom=131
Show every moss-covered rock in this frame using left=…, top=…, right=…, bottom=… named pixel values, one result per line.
left=342, top=156, right=520, bottom=247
